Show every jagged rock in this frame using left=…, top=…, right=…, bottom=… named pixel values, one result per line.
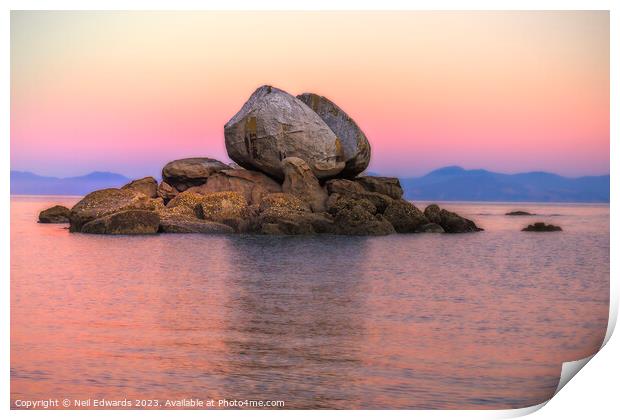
left=297, top=92, right=371, bottom=178
left=165, top=191, right=205, bottom=217
left=383, top=200, right=428, bottom=233
left=122, top=176, right=158, bottom=198
left=522, top=222, right=562, bottom=232
left=69, top=188, right=152, bottom=232
left=162, top=158, right=230, bottom=191
left=39, top=205, right=70, bottom=223
left=81, top=210, right=160, bottom=235
left=355, top=176, right=403, bottom=199
left=506, top=211, right=535, bottom=216
left=197, top=191, right=250, bottom=232
left=224, top=85, right=345, bottom=180
left=186, top=168, right=281, bottom=204
left=157, top=181, right=178, bottom=203
left=159, top=219, right=234, bottom=234
left=281, top=157, right=328, bottom=212
left=415, top=223, right=445, bottom=233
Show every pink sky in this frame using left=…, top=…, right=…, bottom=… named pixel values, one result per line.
left=11, top=11, right=609, bottom=178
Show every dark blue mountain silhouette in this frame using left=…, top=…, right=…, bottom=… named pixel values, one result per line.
left=399, top=166, right=609, bottom=203
left=11, top=166, right=610, bottom=202
left=11, top=171, right=130, bottom=195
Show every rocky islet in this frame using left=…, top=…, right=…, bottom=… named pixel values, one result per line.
left=39, top=85, right=484, bottom=236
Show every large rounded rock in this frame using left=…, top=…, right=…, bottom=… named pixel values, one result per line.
left=39, top=205, right=71, bottom=223
left=187, top=168, right=281, bottom=204
left=81, top=210, right=160, bottom=235
left=224, top=85, right=345, bottom=180
left=297, top=92, right=370, bottom=178
left=383, top=200, right=428, bottom=233
left=438, top=208, right=483, bottom=233
left=69, top=188, right=152, bottom=232
left=162, top=158, right=230, bottom=191
left=281, top=157, right=328, bottom=212
left=122, top=176, right=158, bottom=198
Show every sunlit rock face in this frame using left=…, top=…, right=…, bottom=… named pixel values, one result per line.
left=224, top=85, right=345, bottom=180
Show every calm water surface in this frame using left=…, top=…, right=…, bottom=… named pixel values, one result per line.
left=11, top=196, right=609, bottom=409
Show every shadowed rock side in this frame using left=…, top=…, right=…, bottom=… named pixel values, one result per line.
left=41, top=84, right=484, bottom=236
left=297, top=92, right=370, bottom=178
left=224, top=85, right=345, bottom=180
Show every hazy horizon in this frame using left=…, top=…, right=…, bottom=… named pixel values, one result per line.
left=11, top=11, right=609, bottom=179
left=9, top=163, right=611, bottom=180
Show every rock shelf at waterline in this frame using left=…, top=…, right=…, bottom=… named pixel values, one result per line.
left=38, top=85, right=483, bottom=236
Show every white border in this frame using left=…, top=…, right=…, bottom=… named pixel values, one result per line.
left=3, top=1, right=616, bottom=419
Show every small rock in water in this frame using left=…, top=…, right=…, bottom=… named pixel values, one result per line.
left=423, top=204, right=483, bottom=233
left=506, top=210, right=535, bottom=216
left=522, top=222, right=562, bottom=232
left=39, top=205, right=71, bottom=223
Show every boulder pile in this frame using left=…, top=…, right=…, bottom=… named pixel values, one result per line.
left=39, top=85, right=483, bottom=236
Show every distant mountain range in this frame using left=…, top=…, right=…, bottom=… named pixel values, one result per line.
left=11, top=166, right=610, bottom=203
left=399, top=166, right=609, bottom=203
left=10, top=171, right=130, bottom=195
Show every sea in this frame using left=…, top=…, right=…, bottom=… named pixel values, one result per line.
left=10, top=196, right=609, bottom=409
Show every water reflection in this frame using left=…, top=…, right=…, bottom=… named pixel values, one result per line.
left=10, top=197, right=609, bottom=409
